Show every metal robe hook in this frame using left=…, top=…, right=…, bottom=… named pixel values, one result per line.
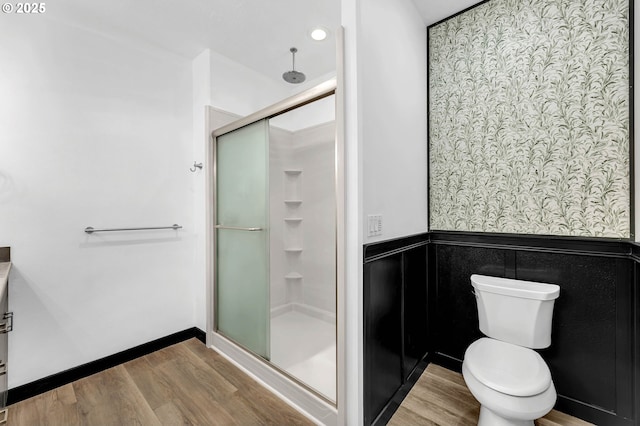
left=190, top=162, right=203, bottom=172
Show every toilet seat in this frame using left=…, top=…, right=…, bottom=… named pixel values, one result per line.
left=464, top=338, right=551, bottom=397
left=462, top=361, right=557, bottom=423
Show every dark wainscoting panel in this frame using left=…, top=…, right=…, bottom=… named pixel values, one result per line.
left=635, top=260, right=640, bottom=426
left=516, top=252, right=630, bottom=419
left=364, top=232, right=637, bottom=426
left=430, top=232, right=636, bottom=426
left=433, top=244, right=507, bottom=361
left=364, top=252, right=403, bottom=426
left=363, top=234, right=429, bottom=426
left=403, top=244, right=428, bottom=380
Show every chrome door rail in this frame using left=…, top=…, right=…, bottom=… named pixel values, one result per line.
left=214, top=225, right=263, bottom=231
left=212, top=78, right=337, bottom=139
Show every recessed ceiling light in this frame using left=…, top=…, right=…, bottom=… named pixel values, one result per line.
left=310, top=27, right=328, bottom=41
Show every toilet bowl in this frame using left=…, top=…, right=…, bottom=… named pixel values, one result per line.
left=462, top=275, right=560, bottom=426
left=462, top=338, right=557, bottom=426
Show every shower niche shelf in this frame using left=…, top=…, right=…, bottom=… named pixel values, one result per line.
left=285, top=272, right=303, bottom=280
left=284, top=169, right=303, bottom=201
left=284, top=169, right=303, bottom=284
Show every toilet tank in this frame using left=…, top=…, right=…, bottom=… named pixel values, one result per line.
left=470, top=274, right=560, bottom=349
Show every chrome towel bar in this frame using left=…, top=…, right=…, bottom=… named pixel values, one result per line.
left=84, top=224, right=182, bottom=234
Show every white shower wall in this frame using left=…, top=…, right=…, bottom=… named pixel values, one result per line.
left=270, top=121, right=336, bottom=317
left=269, top=126, right=295, bottom=311
left=294, top=122, right=336, bottom=314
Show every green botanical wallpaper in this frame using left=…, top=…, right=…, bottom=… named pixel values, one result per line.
left=429, top=0, right=630, bottom=238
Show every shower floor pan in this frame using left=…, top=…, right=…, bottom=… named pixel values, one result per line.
left=270, top=309, right=336, bottom=401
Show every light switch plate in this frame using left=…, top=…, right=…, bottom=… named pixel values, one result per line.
left=367, top=214, right=383, bottom=237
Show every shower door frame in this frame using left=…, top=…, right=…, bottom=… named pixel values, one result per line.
left=206, top=77, right=345, bottom=422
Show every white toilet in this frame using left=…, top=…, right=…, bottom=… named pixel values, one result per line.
left=462, top=274, right=560, bottom=426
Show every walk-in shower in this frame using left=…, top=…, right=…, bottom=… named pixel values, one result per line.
left=208, top=80, right=338, bottom=410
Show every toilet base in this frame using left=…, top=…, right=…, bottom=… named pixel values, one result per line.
left=478, top=406, right=534, bottom=426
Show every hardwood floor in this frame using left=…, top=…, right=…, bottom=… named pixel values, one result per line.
left=389, top=364, right=593, bottom=426
left=7, top=338, right=314, bottom=426
left=7, top=341, right=593, bottom=426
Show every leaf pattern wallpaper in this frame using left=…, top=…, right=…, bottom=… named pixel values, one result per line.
left=428, top=0, right=630, bottom=238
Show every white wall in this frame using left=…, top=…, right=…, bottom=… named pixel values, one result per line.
left=360, top=0, right=429, bottom=243
left=341, top=0, right=428, bottom=422
left=192, top=50, right=212, bottom=332
left=210, top=51, right=290, bottom=118
left=0, top=16, right=196, bottom=387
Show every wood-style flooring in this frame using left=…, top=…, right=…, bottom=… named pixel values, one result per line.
left=389, top=363, right=593, bottom=426
left=7, top=338, right=314, bottom=426
left=7, top=340, right=593, bottom=426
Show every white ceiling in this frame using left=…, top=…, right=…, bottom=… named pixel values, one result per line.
left=412, top=0, right=482, bottom=26
left=45, top=0, right=480, bottom=83
left=47, top=0, right=341, bottom=83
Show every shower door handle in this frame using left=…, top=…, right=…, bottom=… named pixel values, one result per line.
left=215, top=225, right=263, bottom=231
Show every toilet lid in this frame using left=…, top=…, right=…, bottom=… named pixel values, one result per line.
left=464, top=338, right=552, bottom=397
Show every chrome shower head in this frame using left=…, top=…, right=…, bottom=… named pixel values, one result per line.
left=282, top=47, right=306, bottom=84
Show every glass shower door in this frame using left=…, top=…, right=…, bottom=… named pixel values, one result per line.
left=215, top=119, right=270, bottom=359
